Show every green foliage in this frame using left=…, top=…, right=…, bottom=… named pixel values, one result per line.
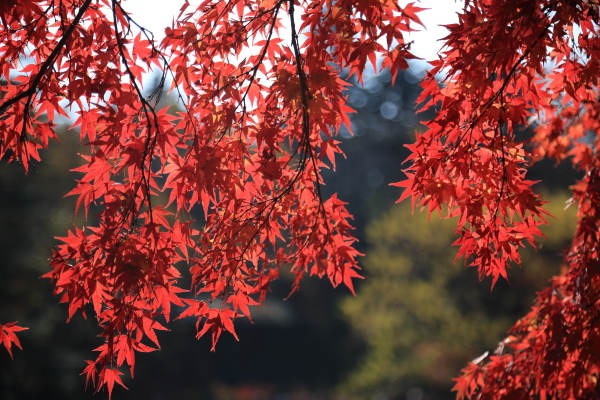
left=339, top=193, right=577, bottom=399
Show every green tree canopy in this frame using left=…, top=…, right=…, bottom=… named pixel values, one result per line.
left=340, top=193, right=577, bottom=399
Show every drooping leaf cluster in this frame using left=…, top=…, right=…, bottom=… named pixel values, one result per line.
left=0, top=0, right=424, bottom=396
left=390, top=0, right=600, bottom=398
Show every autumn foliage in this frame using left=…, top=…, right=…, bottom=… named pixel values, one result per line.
left=2, top=0, right=600, bottom=398
left=398, top=1, right=600, bottom=399
left=0, top=0, right=421, bottom=396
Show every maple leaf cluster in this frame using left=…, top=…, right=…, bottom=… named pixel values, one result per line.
left=390, top=0, right=600, bottom=398
left=0, top=0, right=424, bottom=397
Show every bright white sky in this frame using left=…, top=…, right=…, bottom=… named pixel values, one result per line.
left=123, top=0, right=462, bottom=63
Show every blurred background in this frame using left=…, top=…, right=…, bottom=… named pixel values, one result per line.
left=0, top=61, right=581, bottom=400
